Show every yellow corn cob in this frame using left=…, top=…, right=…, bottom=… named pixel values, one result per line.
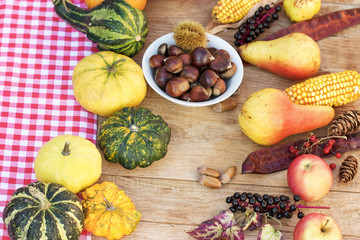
left=212, top=0, right=263, bottom=24
left=284, top=70, right=360, bottom=107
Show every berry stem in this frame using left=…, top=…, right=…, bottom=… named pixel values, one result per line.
left=234, top=214, right=247, bottom=225
left=234, top=2, right=283, bottom=46
left=264, top=213, right=283, bottom=231
left=299, top=134, right=347, bottom=155
left=296, top=204, right=330, bottom=210
left=258, top=3, right=281, bottom=23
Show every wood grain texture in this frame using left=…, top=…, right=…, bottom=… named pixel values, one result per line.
left=94, top=0, right=360, bottom=239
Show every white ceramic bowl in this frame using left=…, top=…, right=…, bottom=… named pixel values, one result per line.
left=142, top=33, right=244, bottom=107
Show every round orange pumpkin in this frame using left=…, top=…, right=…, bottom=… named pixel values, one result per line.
left=82, top=181, right=141, bottom=239
left=85, top=0, right=147, bottom=10
left=72, top=51, right=147, bottom=117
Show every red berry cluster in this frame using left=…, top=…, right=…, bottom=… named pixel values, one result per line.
left=288, top=145, right=301, bottom=156
left=323, top=138, right=335, bottom=155
left=288, top=134, right=342, bottom=158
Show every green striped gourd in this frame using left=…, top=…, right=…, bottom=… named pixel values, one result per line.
left=98, top=107, right=171, bottom=169
left=52, top=0, right=148, bottom=57
left=3, top=181, right=84, bottom=240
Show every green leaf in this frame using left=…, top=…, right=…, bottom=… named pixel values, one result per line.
left=257, top=224, right=283, bottom=240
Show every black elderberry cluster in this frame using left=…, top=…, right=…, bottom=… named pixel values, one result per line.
left=234, top=4, right=282, bottom=46
left=226, top=192, right=305, bottom=219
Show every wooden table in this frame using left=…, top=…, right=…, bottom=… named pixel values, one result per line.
left=96, top=0, right=360, bottom=239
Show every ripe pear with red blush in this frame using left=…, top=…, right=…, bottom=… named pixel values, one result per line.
left=238, top=33, right=320, bottom=80
left=239, top=88, right=335, bottom=146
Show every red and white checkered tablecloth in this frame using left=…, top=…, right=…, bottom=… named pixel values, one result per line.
left=0, top=0, right=98, bottom=239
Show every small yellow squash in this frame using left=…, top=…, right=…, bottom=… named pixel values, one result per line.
left=82, top=181, right=141, bottom=239
left=72, top=51, right=147, bottom=117
left=34, top=135, right=102, bottom=193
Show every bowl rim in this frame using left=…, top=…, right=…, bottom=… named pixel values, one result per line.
left=142, top=32, right=244, bottom=107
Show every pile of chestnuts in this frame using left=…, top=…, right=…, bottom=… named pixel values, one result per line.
left=148, top=43, right=237, bottom=102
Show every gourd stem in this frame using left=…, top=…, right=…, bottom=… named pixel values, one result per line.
left=62, top=141, right=71, bottom=156
left=104, top=198, right=116, bottom=211
left=129, top=124, right=139, bottom=132
left=108, top=59, right=126, bottom=73
left=29, top=187, right=52, bottom=210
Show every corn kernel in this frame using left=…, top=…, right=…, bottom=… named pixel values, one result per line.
left=284, top=71, right=360, bottom=107
left=212, top=0, right=263, bottom=24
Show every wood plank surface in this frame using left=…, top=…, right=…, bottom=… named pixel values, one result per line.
left=95, top=0, right=360, bottom=239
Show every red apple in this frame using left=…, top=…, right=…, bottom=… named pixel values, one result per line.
left=287, top=154, right=332, bottom=202
left=293, top=213, right=342, bottom=240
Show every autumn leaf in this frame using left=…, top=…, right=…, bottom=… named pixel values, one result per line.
left=187, top=218, right=223, bottom=240
left=213, top=210, right=236, bottom=229
left=242, top=211, right=262, bottom=231
left=222, top=225, right=245, bottom=240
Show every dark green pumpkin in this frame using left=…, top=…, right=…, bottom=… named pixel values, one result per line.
left=98, top=107, right=171, bottom=169
left=52, top=0, right=148, bottom=57
left=3, top=182, right=84, bottom=240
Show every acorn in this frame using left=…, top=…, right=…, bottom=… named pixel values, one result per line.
left=173, top=20, right=207, bottom=52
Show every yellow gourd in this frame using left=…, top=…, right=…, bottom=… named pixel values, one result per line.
left=82, top=181, right=141, bottom=240
left=34, top=135, right=102, bottom=193
left=72, top=51, right=147, bottom=117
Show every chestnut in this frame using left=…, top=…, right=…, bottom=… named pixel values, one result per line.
left=165, top=77, right=190, bottom=97
left=155, top=66, right=173, bottom=90
left=212, top=78, right=226, bottom=96
left=180, top=65, right=199, bottom=83
left=158, top=43, right=168, bottom=56
left=190, top=81, right=199, bottom=89
left=179, top=92, right=191, bottom=101
left=207, top=47, right=217, bottom=56
left=178, top=53, right=192, bottom=66
left=219, top=62, right=237, bottom=79
left=190, top=85, right=210, bottom=102
left=209, top=49, right=231, bottom=73
left=168, top=45, right=183, bottom=56
left=164, top=56, right=183, bottom=74
left=191, top=47, right=214, bottom=68
left=199, top=69, right=218, bottom=88
left=149, top=54, right=165, bottom=68
left=205, top=87, right=213, bottom=97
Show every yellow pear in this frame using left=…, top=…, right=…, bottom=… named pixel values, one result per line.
left=238, top=33, right=320, bottom=80
left=283, top=0, right=321, bottom=22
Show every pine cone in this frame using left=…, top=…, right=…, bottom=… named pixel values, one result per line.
left=339, top=156, right=358, bottom=183
left=327, top=110, right=360, bottom=136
